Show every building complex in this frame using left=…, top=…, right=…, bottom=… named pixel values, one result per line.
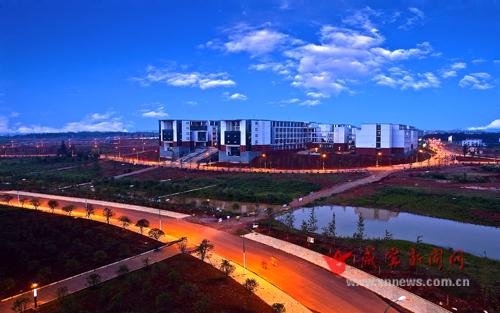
left=159, top=119, right=421, bottom=162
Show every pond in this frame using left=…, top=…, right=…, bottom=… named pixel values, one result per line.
left=288, top=205, right=500, bottom=260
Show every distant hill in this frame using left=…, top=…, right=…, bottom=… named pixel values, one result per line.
left=423, top=132, right=500, bottom=143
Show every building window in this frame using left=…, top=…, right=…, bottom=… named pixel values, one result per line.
left=255, top=128, right=258, bottom=131
left=376, top=143, right=381, bottom=148
left=255, top=134, right=258, bottom=137
left=255, top=122, right=258, bottom=125
left=255, top=140, right=258, bottom=144
left=186, top=127, right=189, bottom=129
left=376, top=125, right=381, bottom=130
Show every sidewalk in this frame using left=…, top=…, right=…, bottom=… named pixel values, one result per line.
left=243, top=232, right=451, bottom=313
left=0, top=246, right=179, bottom=312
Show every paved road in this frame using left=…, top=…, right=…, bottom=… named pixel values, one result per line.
left=1, top=194, right=409, bottom=313
left=0, top=245, right=179, bottom=312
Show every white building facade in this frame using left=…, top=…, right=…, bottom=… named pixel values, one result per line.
left=159, top=120, right=218, bottom=158
left=355, top=123, right=420, bottom=155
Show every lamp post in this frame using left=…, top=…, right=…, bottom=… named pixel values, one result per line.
left=242, top=235, right=246, bottom=275
left=322, top=154, right=326, bottom=172
left=159, top=199, right=170, bottom=230
left=384, top=296, right=406, bottom=313
left=262, top=154, right=266, bottom=171
left=30, top=279, right=39, bottom=308
left=376, top=152, right=382, bottom=167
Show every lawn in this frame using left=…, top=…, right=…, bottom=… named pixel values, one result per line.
left=31, top=253, right=272, bottom=313
left=0, top=205, right=159, bottom=299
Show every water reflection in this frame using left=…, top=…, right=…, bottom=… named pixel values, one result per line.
left=288, top=205, right=500, bottom=260
left=171, top=196, right=282, bottom=213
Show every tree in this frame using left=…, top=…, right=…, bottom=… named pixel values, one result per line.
left=179, top=282, right=196, bottom=299
left=54, top=286, right=69, bottom=304
left=271, top=303, right=286, bottom=313
left=243, top=278, right=259, bottom=293
left=135, top=218, right=150, bottom=234
left=62, top=205, right=76, bottom=216
left=167, top=270, right=180, bottom=286
left=265, top=207, right=275, bottom=234
left=93, top=250, right=107, bottom=263
left=86, top=274, right=102, bottom=287
left=322, top=212, right=336, bottom=253
left=231, top=202, right=240, bottom=212
left=118, top=215, right=132, bottom=229
left=20, top=197, right=28, bottom=208
left=1, top=194, right=13, bottom=204
left=85, top=203, right=95, bottom=219
left=102, top=207, right=115, bottom=224
left=155, top=292, right=171, bottom=312
left=11, top=297, right=30, bottom=313
left=29, top=198, right=41, bottom=210
left=383, top=230, right=393, bottom=241
left=47, top=200, right=59, bottom=213
left=300, top=220, right=309, bottom=233
left=307, top=208, right=318, bottom=233
left=57, top=140, right=67, bottom=156
left=463, top=144, right=468, bottom=158
left=141, top=257, right=151, bottom=268
left=148, top=228, right=165, bottom=241
left=176, top=237, right=188, bottom=253
left=284, top=212, right=296, bottom=239
left=220, top=259, right=235, bottom=276
left=195, top=239, right=214, bottom=262
left=194, top=296, right=211, bottom=313
left=115, top=264, right=130, bottom=277
left=353, top=214, right=365, bottom=243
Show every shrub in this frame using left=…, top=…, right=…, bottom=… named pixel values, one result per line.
left=155, top=292, right=171, bottom=312
left=168, top=270, right=180, bottom=286
left=86, top=274, right=102, bottom=287
left=115, top=264, right=130, bottom=277
left=179, top=282, right=196, bottom=299
left=194, top=296, right=211, bottom=313
left=272, top=303, right=286, bottom=313
left=243, top=278, right=259, bottom=293
left=93, top=250, right=107, bottom=263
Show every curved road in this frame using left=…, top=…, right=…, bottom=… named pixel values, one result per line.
left=3, top=194, right=410, bottom=313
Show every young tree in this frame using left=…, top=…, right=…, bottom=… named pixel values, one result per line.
left=115, top=264, right=130, bottom=277
left=155, top=292, right=171, bottom=312
left=353, top=214, right=365, bottom=244
left=231, top=202, right=240, bottom=212
left=463, top=144, right=469, bottom=158
left=85, top=203, right=95, bottom=219
left=148, top=228, right=165, bottom=241
left=243, top=278, right=259, bottom=293
left=176, top=237, right=188, bottom=253
left=271, top=303, right=286, bottom=313
left=265, top=207, right=275, bottom=234
left=11, top=297, right=30, bottom=313
left=86, top=274, right=102, bottom=287
left=284, top=211, right=296, bottom=239
left=300, top=220, right=309, bottom=233
left=61, top=205, right=76, bottom=216
left=179, top=282, right=196, bottom=299
left=195, top=239, right=214, bottom=262
left=102, top=207, right=115, bottom=224
left=220, top=259, right=235, bottom=276
left=307, top=208, right=318, bottom=233
left=1, top=194, right=13, bottom=204
left=54, top=286, right=69, bottom=304
left=47, top=200, right=59, bottom=213
left=20, top=197, right=28, bottom=208
left=135, top=218, right=150, bottom=234
left=118, top=215, right=132, bottom=229
left=29, top=198, right=41, bottom=210
left=322, top=212, right=336, bottom=253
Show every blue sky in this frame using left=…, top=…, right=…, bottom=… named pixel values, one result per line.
left=1, top=0, right=499, bottom=133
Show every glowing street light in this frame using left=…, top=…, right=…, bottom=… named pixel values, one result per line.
left=322, top=154, right=326, bottom=171
left=376, top=152, right=382, bottom=167
left=384, top=296, right=406, bottom=313
left=262, top=153, right=266, bottom=171
left=30, top=279, right=39, bottom=308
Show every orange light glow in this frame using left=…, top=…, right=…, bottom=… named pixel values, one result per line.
left=378, top=152, right=382, bottom=155
left=262, top=154, right=266, bottom=158
left=322, top=154, right=326, bottom=158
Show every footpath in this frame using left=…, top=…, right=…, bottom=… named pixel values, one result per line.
left=243, top=232, right=451, bottom=313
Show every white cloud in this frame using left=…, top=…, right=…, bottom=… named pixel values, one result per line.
left=280, top=98, right=300, bottom=103
left=459, top=73, right=493, bottom=90
left=373, top=72, right=440, bottom=91
left=399, top=7, right=424, bottom=30
left=299, top=100, right=321, bottom=106
left=132, top=66, right=236, bottom=89
left=249, top=60, right=297, bottom=75
left=9, top=112, right=19, bottom=118
left=141, top=106, right=169, bottom=118
left=468, top=119, right=500, bottom=130
left=441, top=71, right=457, bottom=78
left=306, top=92, right=330, bottom=98
left=213, top=24, right=295, bottom=57
left=494, top=60, right=500, bottom=65
left=185, top=101, right=197, bottom=105
left=6, top=112, right=130, bottom=133
left=472, top=59, right=487, bottom=64
left=451, top=62, right=466, bottom=70
left=223, top=92, right=248, bottom=101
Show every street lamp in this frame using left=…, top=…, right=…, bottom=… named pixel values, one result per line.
left=384, top=296, right=406, bottom=313
left=242, top=235, right=246, bottom=275
left=30, top=279, right=39, bottom=308
left=376, top=152, right=382, bottom=167
left=262, top=154, right=266, bottom=171
left=322, top=154, right=326, bottom=171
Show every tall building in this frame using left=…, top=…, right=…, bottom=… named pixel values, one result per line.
left=355, top=123, right=420, bottom=155
left=158, top=120, right=219, bottom=158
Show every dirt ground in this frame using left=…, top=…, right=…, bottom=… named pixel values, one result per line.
left=335, top=164, right=500, bottom=200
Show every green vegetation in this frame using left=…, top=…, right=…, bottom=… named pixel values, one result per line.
left=0, top=205, right=158, bottom=298
left=329, top=186, right=500, bottom=227
left=32, top=254, right=271, bottom=313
